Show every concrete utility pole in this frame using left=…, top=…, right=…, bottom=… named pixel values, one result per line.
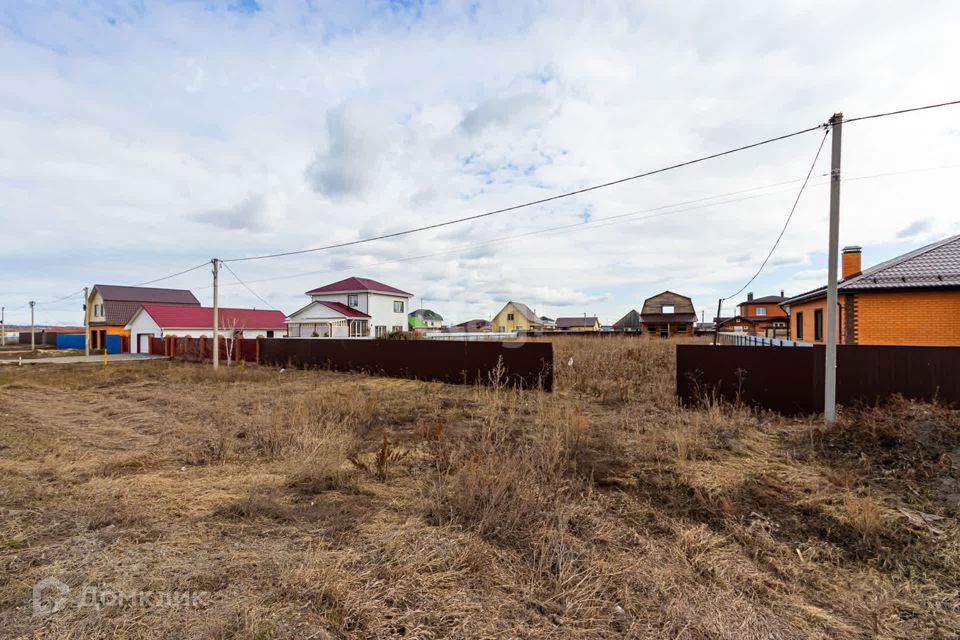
left=212, top=258, right=220, bottom=370
left=29, top=300, right=35, bottom=351
left=83, top=286, right=90, bottom=357
left=824, top=113, right=843, bottom=427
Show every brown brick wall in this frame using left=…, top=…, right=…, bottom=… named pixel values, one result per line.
left=855, top=290, right=960, bottom=346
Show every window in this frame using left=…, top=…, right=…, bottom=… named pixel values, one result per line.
left=662, top=305, right=675, bottom=314
left=347, top=294, right=359, bottom=307
left=507, top=313, right=515, bottom=321
left=393, top=300, right=404, bottom=313
left=266, top=330, right=274, bottom=338
left=756, top=307, right=767, bottom=316
left=392, top=325, right=403, bottom=333
left=814, top=308, right=823, bottom=341
left=375, top=325, right=387, bottom=338
left=676, top=324, right=688, bottom=332
left=796, top=312, right=804, bottom=340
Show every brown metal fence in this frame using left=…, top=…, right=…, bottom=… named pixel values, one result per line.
left=260, top=339, right=553, bottom=390
left=159, top=337, right=553, bottom=390
left=154, top=336, right=259, bottom=363
left=677, top=344, right=960, bottom=414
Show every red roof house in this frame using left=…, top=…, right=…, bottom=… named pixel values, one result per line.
left=124, top=304, right=287, bottom=353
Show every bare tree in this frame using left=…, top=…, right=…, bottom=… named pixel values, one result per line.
left=223, top=318, right=244, bottom=366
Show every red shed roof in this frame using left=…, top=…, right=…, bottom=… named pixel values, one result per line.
left=306, top=277, right=412, bottom=297
left=135, top=304, right=287, bottom=329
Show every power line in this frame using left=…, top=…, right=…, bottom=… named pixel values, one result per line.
left=722, top=128, right=830, bottom=302
left=220, top=261, right=276, bottom=309
left=34, top=289, right=85, bottom=306
left=844, top=99, right=960, bottom=124
left=133, top=261, right=210, bottom=287
left=214, top=159, right=957, bottom=291
left=223, top=123, right=829, bottom=263
left=209, top=176, right=827, bottom=290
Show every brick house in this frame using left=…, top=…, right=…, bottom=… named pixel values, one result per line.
left=717, top=291, right=789, bottom=337
left=640, top=291, right=697, bottom=337
left=780, top=234, right=960, bottom=345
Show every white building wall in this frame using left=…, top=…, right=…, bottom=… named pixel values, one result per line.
left=309, top=292, right=370, bottom=314
left=162, top=328, right=280, bottom=339
left=126, top=312, right=161, bottom=353
left=367, top=292, right=410, bottom=334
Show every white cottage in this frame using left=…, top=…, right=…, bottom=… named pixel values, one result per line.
left=124, top=304, right=287, bottom=353
left=286, top=277, right=413, bottom=338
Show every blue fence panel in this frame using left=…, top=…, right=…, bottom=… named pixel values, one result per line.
left=105, top=334, right=122, bottom=354
left=55, top=333, right=86, bottom=350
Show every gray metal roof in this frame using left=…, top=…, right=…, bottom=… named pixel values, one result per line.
left=782, top=233, right=960, bottom=305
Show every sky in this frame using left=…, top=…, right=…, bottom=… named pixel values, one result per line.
left=2, top=0, right=959, bottom=327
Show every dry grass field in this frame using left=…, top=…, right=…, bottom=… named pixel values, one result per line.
left=1, top=337, right=959, bottom=639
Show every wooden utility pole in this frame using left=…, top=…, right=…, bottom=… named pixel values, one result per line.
left=83, top=286, right=90, bottom=357
left=212, top=258, right=220, bottom=370
left=824, top=113, right=843, bottom=427
left=29, top=301, right=35, bottom=351
left=1, top=306, right=5, bottom=347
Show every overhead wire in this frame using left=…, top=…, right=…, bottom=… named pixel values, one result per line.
left=222, top=123, right=830, bottom=263
left=721, top=128, right=830, bottom=302
left=220, top=261, right=276, bottom=309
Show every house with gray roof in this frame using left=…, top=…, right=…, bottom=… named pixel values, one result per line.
left=781, top=235, right=960, bottom=345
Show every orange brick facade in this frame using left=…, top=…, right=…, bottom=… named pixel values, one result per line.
left=787, top=289, right=960, bottom=346
left=740, top=302, right=787, bottom=318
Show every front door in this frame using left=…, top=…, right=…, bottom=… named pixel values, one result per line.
left=138, top=334, right=152, bottom=354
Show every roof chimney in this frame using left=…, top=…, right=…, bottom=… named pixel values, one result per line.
left=780, top=289, right=784, bottom=297
left=747, top=292, right=754, bottom=302
left=842, top=246, right=862, bottom=280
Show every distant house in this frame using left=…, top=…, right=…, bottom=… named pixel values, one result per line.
left=125, top=305, right=287, bottom=353
left=491, top=301, right=544, bottom=332
left=717, top=291, right=789, bottom=337
left=612, top=309, right=642, bottom=332
left=409, top=308, right=443, bottom=330
left=781, top=237, right=960, bottom=345
left=555, top=316, right=601, bottom=331
left=539, top=316, right=557, bottom=330
left=286, top=277, right=413, bottom=338
left=86, top=284, right=200, bottom=351
left=640, top=291, right=697, bottom=337
left=448, top=319, right=491, bottom=333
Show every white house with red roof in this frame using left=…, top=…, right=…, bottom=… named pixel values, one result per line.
left=285, top=277, right=413, bottom=338
left=123, top=304, right=288, bottom=353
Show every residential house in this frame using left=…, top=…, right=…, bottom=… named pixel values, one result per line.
left=539, top=316, right=557, bottom=330
left=86, top=284, right=200, bottom=351
left=409, top=308, right=443, bottom=330
left=612, top=309, right=642, bottom=332
left=285, top=277, right=413, bottom=338
left=555, top=316, right=601, bottom=331
left=640, top=291, right=697, bottom=337
left=781, top=237, right=960, bottom=345
left=491, top=301, right=544, bottom=332
left=125, top=305, right=287, bottom=353
left=717, top=291, right=789, bottom=337
left=448, top=319, right=491, bottom=333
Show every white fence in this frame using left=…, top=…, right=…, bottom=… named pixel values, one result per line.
left=424, top=331, right=520, bottom=341
left=717, top=333, right=812, bottom=347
